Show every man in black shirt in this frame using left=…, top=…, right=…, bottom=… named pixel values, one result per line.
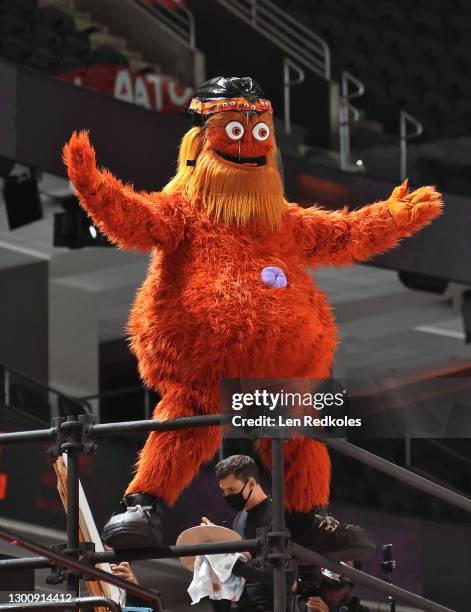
left=205, top=454, right=278, bottom=612
left=209, top=454, right=374, bottom=612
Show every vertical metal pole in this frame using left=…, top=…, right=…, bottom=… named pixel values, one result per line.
left=271, top=438, right=287, bottom=612
left=339, top=98, right=349, bottom=170
left=66, top=419, right=80, bottom=600
left=324, top=42, right=331, bottom=81
left=4, top=368, right=10, bottom=406
left=339, top=71, right=364, bottom=171
left=399, top=110, right=423, bottom=182
left=404, top=436, right=411, bottom=467
left=400, top=112, right=407, bottom=183
left=144, top=389, right=151, bottom=420
left=283, top=58, right=305, bottom=136
left=250, top=0, right=257, bottom=25
left=185, top=8, right=196, bottom=50
left=283, top=62, right=291, bottom=136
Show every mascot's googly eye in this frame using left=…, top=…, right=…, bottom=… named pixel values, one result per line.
left=252, top=122, right=270, bottom=141
left=225, top=121, right=245, bottom=140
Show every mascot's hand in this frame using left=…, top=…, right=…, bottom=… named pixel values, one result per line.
left=63, top=130, right=100, bottom=195
left=387, top=179, right=443, bottom=228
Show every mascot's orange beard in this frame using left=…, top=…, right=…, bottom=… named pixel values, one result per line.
left=186, top=147, right=286, bottom=229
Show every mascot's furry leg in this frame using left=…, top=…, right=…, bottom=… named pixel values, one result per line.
left=255, top=437, right=374, bottom=560
left=126, top=384, right=221, bottom=502
left=103, top=384, right=221, bottom=549
left=255, top=437, right=331, bottom=512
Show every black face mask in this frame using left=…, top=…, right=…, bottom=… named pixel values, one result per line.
left=224, top=480, right=253, bottom=512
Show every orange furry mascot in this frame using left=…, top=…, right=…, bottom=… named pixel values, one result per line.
left=63, top=77, right=442, bottom=551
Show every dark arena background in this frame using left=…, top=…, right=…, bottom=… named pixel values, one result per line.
left=0, top=1, right=471, bottom=611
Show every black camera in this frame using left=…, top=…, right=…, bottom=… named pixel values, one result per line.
left=289, top=566, right=322, bottom=611
left=290, top=566, right=360, bottom=612
left=297, top=566, right=323, bottom=595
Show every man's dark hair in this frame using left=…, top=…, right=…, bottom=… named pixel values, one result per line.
left=215, top=455, right=260, bottom=483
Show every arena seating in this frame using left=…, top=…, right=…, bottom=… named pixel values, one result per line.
left=268, top=0, right=471, bottom=195
left=0, top=0, right=197, bottom=122
left=0, top=0, right=131, bottom=72
left=277, top=0, right=471, bottom=142
left=0, top=0, right=191, bottom=95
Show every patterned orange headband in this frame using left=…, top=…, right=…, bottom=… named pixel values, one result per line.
left=189, top=96, right=273, bottom=116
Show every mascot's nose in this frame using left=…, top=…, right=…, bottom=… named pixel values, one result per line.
left=261, top=266, right=287, bottom=288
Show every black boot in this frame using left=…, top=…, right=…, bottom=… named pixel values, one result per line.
left=288, top=512, right=376, bottom=562
left=102, top=493, right=167, bottom=550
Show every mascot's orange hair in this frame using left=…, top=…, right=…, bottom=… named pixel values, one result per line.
left=63, top=109, right=442, bottom=513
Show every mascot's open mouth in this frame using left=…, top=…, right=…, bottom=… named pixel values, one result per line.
left=215, top=151, right=266, bottom=167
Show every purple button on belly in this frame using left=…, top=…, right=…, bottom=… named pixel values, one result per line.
left=261, top=266, right=288, bottom=288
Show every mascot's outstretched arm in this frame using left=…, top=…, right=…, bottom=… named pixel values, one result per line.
left=293, top=180, right=443, bottom=265
left=63, top=131, right=184, bottom=252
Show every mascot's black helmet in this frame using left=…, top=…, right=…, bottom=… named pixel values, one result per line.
left=195, top=76, right=265, bottom=102
left=188, top=76, right=271, bottom=125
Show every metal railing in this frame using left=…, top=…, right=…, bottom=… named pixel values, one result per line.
left=0, top=412, right=465, bottom=611
left=80, top=385, right=155, bottom=421
left=400, top=110, right=423, bottom=181
left=0, top=363, right=91, bottom=426
left=215, top=0, right=331, bottom=80
left=0, top=361, right=156, bottom=426
left=0, top=524, right=162, bottom=611
left=339, top=70, right=365, bottom=171
left=138, top=0, right=196, bottom=50
left=283, top=57, right=305, bottom=135
left=405, top=436, right=471, bottom=496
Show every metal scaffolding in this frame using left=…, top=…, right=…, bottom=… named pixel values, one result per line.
left=0, top=412, right=467, bottom=612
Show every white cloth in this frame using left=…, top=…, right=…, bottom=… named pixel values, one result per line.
left=187, top=553, right=246, bottom=604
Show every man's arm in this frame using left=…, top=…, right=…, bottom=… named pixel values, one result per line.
left=111, top=562, right=149, bottom=609
left=63, top=131, right=185, bottom=253
left=231, top=559, right=276, bottom=586
left=291, top=180, right=443, bottom=266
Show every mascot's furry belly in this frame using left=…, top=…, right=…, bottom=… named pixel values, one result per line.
left=129, top=250, right=338, bottom=388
